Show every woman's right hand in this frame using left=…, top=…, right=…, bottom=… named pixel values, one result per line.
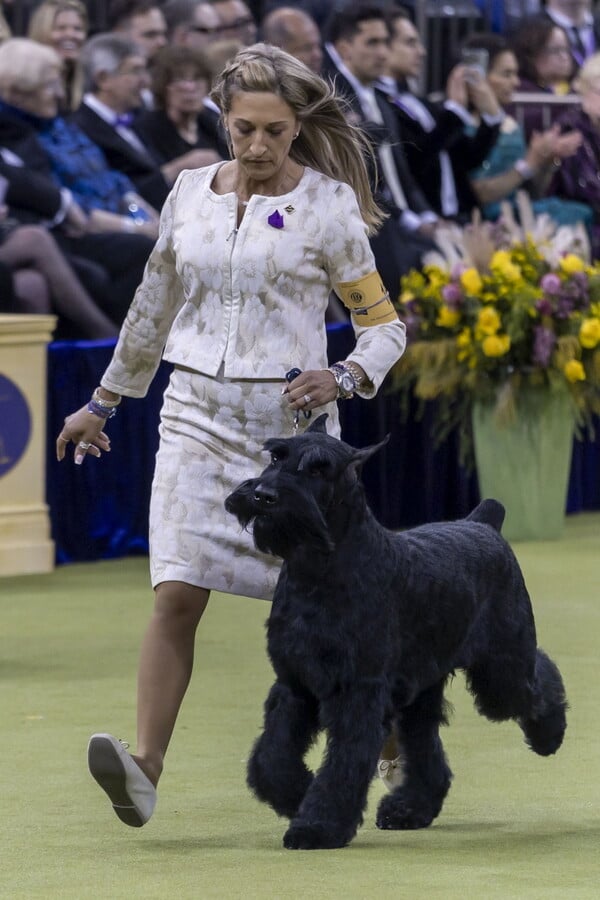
left=56, top=406, right=112, bottom=465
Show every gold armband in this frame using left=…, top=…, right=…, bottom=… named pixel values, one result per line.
left=335, top=270, right=398, bottom=327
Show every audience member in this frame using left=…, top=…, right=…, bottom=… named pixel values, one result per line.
left=552, top=52, right=600, bottom=256
left=261, top=6, right=323, bottom=73
left=212, top=0, right=257, bottom=45
left=28, top=0, right=87, bottom=111
left=323, top=3, right=439, bottom=300
left=543, top=0, right=599, bottom=69
left=74, top=34, right=212, bottom=209
left=463, top=33, right=590, bottom=229
left=107, top=0, right=168, bottom=61
left=0, top=39, right=156, bottom=321
left=261, top=0, right=334, bottom=30
left=0, top=3, right=10, bottom=42
left=201, top=38, right=241, bottom=157
left=162, top=0, right=219, bottom=49
left=133, top=45, right=223, bottom=166
left=379, top=6, right=503, bottom=223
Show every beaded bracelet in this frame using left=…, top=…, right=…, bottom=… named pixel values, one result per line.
left=91, top=387, right=121, bottom=408
left=88, top=399, right=117, bottom=419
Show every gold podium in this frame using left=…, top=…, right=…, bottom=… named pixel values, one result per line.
left=0, top=314, right=56, bottom=576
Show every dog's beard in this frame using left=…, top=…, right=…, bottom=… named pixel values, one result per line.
left=252, top=506, right=333, bottom=558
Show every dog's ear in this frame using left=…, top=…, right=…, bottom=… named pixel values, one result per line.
left=306, top=413, right=328, bottom=434
left=346, top=434, right=390, bottom=477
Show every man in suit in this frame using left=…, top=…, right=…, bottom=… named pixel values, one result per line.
left=323, top=3, right=439, bottom=299
left=73, top=33, right=211, bottom=209
left=261, top=6, right=323, bottom=74
left=107, top=0, right=168, bottom=62
left=380, top=6, right=503, bottom=222
left=162, top=0, right=221, bottom=49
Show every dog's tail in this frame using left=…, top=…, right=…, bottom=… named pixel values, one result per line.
left=465, top=499, right=505, bottom=532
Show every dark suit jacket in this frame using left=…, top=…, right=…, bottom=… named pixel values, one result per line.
left=383, top=85, right=500, bottom=220
left=133, top=108, right=222, bottom=164
left=71, top=103, right=169, bottom=209
left=322, top=59, right=433, bottom=220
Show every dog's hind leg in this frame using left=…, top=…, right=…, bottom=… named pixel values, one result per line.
left=283, top=679, right=387, bottom=850
left=376, top=679, right=452, bottom=831
left=518, top=649, right=567, bottom=756
left=247, top=680, right=318, bottom=819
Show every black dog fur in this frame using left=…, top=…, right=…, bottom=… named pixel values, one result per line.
left=225, top=415, right=567, bottom=850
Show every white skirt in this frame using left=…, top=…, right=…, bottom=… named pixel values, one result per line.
left=149, top=366, right=341, bottom=600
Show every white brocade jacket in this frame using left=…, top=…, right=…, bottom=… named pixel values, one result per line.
left=101, top=163, right=406, bottom=397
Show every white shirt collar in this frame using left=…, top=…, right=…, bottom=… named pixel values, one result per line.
left=83, top=93, right=126, bottom=126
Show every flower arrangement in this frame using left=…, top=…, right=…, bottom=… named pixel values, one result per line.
left=392, top=196, right=600, bottom=461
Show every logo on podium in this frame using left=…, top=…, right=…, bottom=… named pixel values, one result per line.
left=0, top=374, right=32, bottom=477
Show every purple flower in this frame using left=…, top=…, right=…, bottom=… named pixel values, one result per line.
left=450, top=262, right=467, bottom=279
left=533, top=325, right=556, bottom=367
left=556, top=295, right=576, bottom=319
left=268, top=210, right=284, bottom=229
left=441, top=282, right=463, bottom=308
left=540, top=273, right=561, bottom=295
left=535, top=297, right=553, bottom=316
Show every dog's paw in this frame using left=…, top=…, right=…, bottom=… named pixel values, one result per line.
left=376, top=792, right=435, bottom=831
left=283, top=821, right=352, bottom=850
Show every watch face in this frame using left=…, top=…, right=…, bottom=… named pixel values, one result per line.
left=340, top=372, right=355, bottom=393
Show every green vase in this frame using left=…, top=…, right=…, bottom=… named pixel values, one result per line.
left=471, top=386, right=574, bottom=541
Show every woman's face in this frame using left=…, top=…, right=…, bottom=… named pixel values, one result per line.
left=487, top=50, right=520, bottom=106
left=534, top=26, right=573, bottom=86
left=226, top=91, right=298, bottom=182
left=578, top=75, right=600, bottom=121
left=165, top=67, right=208, bottom=116
left=13, top=63, right=64, bottom=117
left=50, top=9, right=87, bottom=62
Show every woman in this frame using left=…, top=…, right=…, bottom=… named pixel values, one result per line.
left=511, top=14, right=575, bottom=140
left=133, top=45, right=223, bottom=167
left=28, top=0, right=88, bottom=112
left=0, top=38, right=157, bottom=322
left=464, top=32, right=591, bottom=229
left=551, top=52, right=600, bottom=257
left=56, top=44, right=406, bottom=827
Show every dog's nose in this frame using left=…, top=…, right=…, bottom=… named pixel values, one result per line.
left=253, top=486, right=277, bottom=506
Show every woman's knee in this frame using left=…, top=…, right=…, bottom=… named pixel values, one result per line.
left=152, top=581, right=210, bottom=631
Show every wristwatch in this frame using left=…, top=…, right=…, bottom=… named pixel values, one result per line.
left=328, top=362, right=358, bottom=399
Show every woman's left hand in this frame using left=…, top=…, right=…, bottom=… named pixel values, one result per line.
left=283, top=368, right=338, bottom=413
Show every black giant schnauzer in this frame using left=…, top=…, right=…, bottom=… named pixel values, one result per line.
left=225, top=415, right=567, bottom=850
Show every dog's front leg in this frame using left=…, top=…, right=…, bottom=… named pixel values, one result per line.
left=247, top=680, right=318, bottom=819
left=283, top=679, right=386, bottom=850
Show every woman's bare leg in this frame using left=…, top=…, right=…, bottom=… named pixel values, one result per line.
left=12, top=269, right=51, bottom=312
left=133, top=581, right=210, bottom=786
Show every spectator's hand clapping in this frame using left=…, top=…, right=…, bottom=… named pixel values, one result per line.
left=465, top=70, right=501, bottom=117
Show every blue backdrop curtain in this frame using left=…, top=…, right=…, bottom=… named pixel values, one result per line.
left=46, top=325, right=600, bottom=563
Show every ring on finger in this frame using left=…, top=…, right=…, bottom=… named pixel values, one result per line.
left=303, top=394, right=312, bottom=405
left=78, top=441, right=92, bottom=450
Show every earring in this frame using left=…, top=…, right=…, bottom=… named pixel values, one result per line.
left=293, top=132, right=299, bottom=139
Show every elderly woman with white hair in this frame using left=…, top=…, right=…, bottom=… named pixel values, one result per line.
left=552, top=52, right=600, bottom=256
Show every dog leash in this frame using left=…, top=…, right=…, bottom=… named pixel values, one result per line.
left=285, top=367, right=311, bottom=432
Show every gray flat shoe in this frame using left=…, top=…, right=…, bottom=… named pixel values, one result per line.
left=87, top=733, right=157, bottom=827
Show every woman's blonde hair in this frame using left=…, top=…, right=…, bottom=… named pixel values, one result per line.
left=573, top=52, right=600, bottom=93
left=28, top=0, right=87, bottom=109
left=210, top=43, right=386, bottom=234
left=0, top=38, right=61, bottom=96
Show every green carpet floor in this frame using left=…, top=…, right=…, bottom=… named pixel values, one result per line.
left=2, top=513, right=600, bottom=899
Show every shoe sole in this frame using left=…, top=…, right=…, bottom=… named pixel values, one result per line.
left=88, top=736, right=146, bottom=828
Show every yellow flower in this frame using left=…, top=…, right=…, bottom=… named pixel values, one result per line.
left=476, top=305, right=501, bottom=335
left=564, top=359, right=586, bottom=382
left=482, top=334, right=511, bottom=357
left=560, top=254, right=586, bottom=275
left=579, top=317, right=600, bottom=349
left=490, top=250, right=522, bottom=282
left=456, top=328, right=473, bottom=363
left=460, top=267, right=483, bottom=295
left=436, top=305, right=461, bottom=328
left=399, top=290, right=414, bottom=304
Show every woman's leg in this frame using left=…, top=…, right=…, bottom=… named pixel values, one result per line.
left=0, top=226, right=118, bottom=338
left=12, top=269, right=51, bottom=313
left=133, top=581, right=210, bottom=786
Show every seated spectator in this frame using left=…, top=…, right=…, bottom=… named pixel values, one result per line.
left=0, top=38, right=156, bottom=322
left=0, top=202, right=118, bottom=337
left=511, top=14, right=576, bottom=140
left=465, top=33, right=590, bottom=230
left=133, top=45, right=223, bottom=166
left=28, top=0, right=87, bottom=112
left=0, top=4, right=10, bottom=42
left=162, top=0, right=220, bottom=50
left=107, top=0, right=168, bottom=62
left=212, top=0, right=257, bottom=45
left=379, top=6, right=503, bottom=223
left=261, top=6, right=323, bottom=74
left=544, top=0, right=599, bottom=70
left=74, top=33, right=214, bottom=209
left=551, top=52, right=600, bottom=257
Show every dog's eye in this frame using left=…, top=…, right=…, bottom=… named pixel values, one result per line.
left=270, top=448, right=287, bottom=464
